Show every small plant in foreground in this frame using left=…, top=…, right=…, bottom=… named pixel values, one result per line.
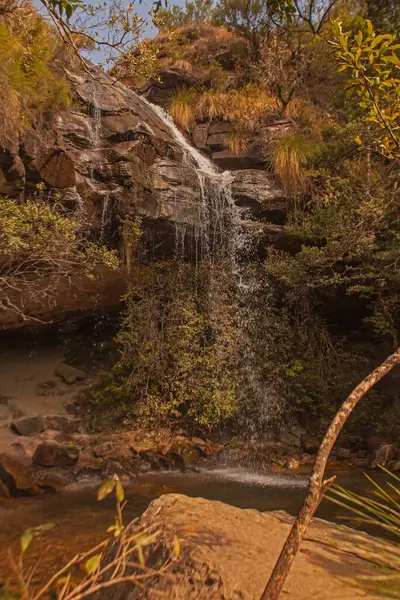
left=1, top=479, right=178, bottom=600
left=326, top=466, right=400, bottom=539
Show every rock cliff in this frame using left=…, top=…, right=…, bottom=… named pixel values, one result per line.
left=0, top=61, right=287, bottom=329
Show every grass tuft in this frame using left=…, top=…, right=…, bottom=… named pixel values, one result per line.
left=169, top=86, right=197, bottom=131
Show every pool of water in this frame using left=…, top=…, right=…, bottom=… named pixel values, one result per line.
left=0, top=467, right=388, bottom=587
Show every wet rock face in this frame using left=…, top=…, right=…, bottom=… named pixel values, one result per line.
left=0, top=61, right=289, bottom=329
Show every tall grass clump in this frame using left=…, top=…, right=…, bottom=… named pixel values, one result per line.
left=269, top=132, right=315, bottom=195
left=168, top=86, right=198, bottom=131
left=225, top=129, right=249, bottom=155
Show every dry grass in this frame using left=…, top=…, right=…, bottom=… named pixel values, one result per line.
left=0, top=15, right=70, bottom=147
left=169, top=86, right=197, bottom=131
left=286, top=98, right=331, bottom=141
left=224, top=129, right=249, bottom=155
left=196, top=85, right=278, bottom=130
left=269, top=132, right=315, bottom=195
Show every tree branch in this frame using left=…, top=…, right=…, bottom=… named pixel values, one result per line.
left=260, top=345, right=400, bottom=600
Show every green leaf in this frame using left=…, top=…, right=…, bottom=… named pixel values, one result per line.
left=33, top=522, right=55, bottom=533
left=85, top=554, right=102, bottom=574
left=116, top=479, right=125, bottom=503
left=20, top=529, right=33, bottom=554
left=382, top=55, right=400, bottom=66
left=97, top=478, right=116, bottom=501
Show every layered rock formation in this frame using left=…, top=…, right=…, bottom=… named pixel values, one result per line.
left=0, top=60, right=288, bottom=329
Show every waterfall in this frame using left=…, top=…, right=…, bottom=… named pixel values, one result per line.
left=89, top=84, right=102, bottom=149
left=100, top=193, right=110, bottom=243
left=136, top=96, right=283, bottom=434
left=140, top=97, right=218, bottom=175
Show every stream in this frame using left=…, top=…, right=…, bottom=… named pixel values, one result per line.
left=0, top=467, right=388, bottom=587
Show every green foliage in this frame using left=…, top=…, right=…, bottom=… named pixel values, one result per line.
left=0, top=196, right=119, bottom=272
left=326, top=467, right=400, bottom=539
left=0, top=17, right=71, bottom=145
left=329, top=18, right=400, bottom=158
left=87, top=261, right=240, bottom=431
left=156, top=0, right=214, bottom=30
left=112, top=40, right=160, bottom=82
left=47, top=0, right=83, bottom=20
left=0, top=196, right=119, bottom=322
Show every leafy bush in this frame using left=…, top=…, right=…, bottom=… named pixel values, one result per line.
left=87, top=261, right=240, bottom=431
left=0, top=196, right=119, bottom=323
left=0, top=17, right=71, bottom=145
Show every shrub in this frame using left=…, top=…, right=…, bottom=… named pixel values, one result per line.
left=0, top=17, right=71, bottom=146
left=86, top=261, right=240, bottom=431
left=0, top=196, right=119, bottom=323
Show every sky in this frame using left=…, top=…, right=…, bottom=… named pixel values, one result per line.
left=34, top=0, right=185, bottom=63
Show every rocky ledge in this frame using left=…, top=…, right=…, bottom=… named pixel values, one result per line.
left=95, top=494, right=397, bottom=599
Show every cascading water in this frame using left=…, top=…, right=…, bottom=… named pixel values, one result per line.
left=139, top=96, right=283, bottom=435
left=100, top=193, right=110, bottom=244
left=89, top=84, right=102, bottom=150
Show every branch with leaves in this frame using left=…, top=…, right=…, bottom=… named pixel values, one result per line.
left=2, top=478, right=178, bottom=600
left=329, top=19, right=400, bottom=158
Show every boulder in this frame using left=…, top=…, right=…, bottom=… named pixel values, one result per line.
left=231, top=170, right=287, bottom=224
left=44, top=416, right=79, bottom=434
left=301, top=434, right=320, bottom=453
left=336, top=447, right=352, bottom=460
left=371, top=443, right=396, bottom=469
left=55, top=363, right=87, bottom=385
left=0, top=454, right=41, bottom=496
left=32, top=468, right=73, bottom=493
left=138, top=67, right=204, bottom=108
left=280, top=432, right=302, bottom=449
left=11, top=416, right=45, bottom=436
left=33, top=443, right=79, bottom=468
left=95, top=494, right=395, bottom=599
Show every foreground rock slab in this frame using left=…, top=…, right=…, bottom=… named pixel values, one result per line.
left=99, top=494, right=396, bottom=599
